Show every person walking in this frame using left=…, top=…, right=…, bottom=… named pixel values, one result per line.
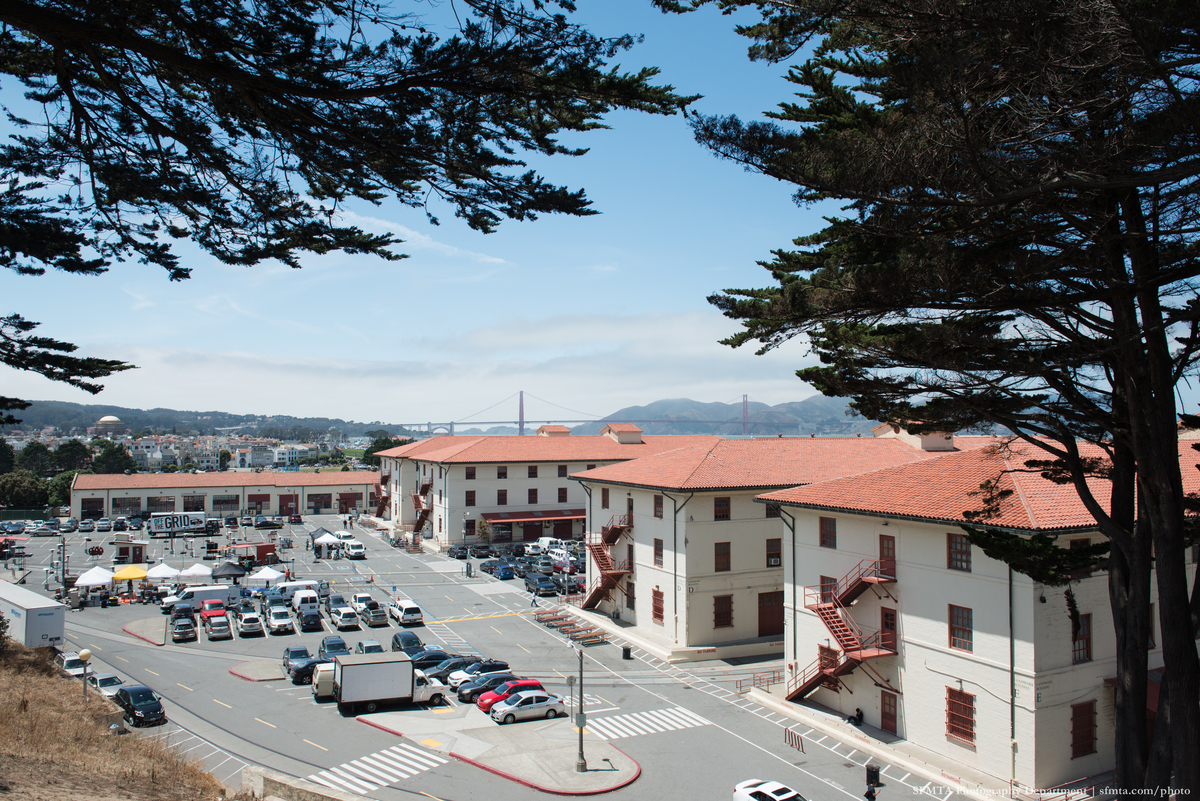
left=864, top=783, right=877, bottom=801
left=530, top=590, right=538, bottom=608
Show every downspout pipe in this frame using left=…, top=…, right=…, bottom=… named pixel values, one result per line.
left=664, top=491, right=695, bottom=645
left=1009, top=566, right=1017, bottom=789
left=780, top=508, right=798, bottom=668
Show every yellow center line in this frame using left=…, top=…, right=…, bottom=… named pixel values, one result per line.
left=213, top=699, right=232, bottom=709
left=303, top=739, right=328, bottom=751
left=177, top=683, right=193, bottom=692
left=255, top=718, right=276, bottom=728
left=113, top=656, right=129, bottom=663
left=88, top=644, right=102, bottom=651
left=554, top=670, right=566, bottom=680
left=516, top=644, right=531, bottom=654
left=145, top=669, right=159, bottom=676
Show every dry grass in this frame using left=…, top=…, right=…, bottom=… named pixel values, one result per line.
left=0, top=643, right=250, bottom=801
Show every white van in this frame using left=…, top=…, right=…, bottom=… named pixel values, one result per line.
left=388, top=598, right=423, bottom=626
left=547, top=547, right=571, bottom=569
left=276, top=579, right=328, bottom=601
left=291, top=589, right=319, bottom=615
left=536, top=537, right=564, bottom=553
left=343, top=541, right=366, bottom=559
left=524, top=543, right=543, bottom=556
left=160, top=584, right=237, bottom=611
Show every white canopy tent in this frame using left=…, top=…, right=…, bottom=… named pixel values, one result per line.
left=178, top=564, right=213, bottom=580
left=145, top=563, right=180, bottom=581
left=74, top=566, right=114, bottom=587
left=247, top=566, right=285, bottom=583
left=313, top=533, right=341, bottom=545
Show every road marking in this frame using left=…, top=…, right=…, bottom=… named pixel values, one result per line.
left=254, top=718, right=276, bottom=728
left=213, top=699, right=232, bottom=708
left=145, top=669, right=159, bottom=676
left=304, top=739, right=328, bottom=751
left=583, top=707, right=710, bottom=740
left=89, top=644, right=102, bottom=650
left=114, top=656, right=129, bottom=663
left=177, top=683, right=193, bottom=692
left=515, top=643, right=530, bottom=653
left=307, top=743, right=447, bottom=795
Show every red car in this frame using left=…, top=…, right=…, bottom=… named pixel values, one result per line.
left=477, top=679, right=544, bottom=713
left=289, top=514, right=303, bottom=524
left=199, top=599, right=227, bottom=622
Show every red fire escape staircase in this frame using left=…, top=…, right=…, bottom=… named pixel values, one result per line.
left=410, top=491, right=430, bottom=533
left=419, top=477, right=433, bottom=497
left=580, top=533, right=632, bottom=609
left=374, top=473, right=390, bottom=517
left=600, top=514, right=631, bottom=545
left=786, top=557, right=898, bottom=702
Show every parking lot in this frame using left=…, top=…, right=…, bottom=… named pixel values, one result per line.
left=8, top=514, right=958, bottom=801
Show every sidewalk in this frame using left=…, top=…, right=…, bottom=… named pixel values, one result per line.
left=123, top=616, right=167, bottom=646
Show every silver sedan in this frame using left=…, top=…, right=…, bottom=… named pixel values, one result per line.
left=489, top=690, right=566, bottom=725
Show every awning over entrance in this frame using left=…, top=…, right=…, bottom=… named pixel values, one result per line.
left=1104, top=666, right=1166, bottom=711
left=481, top=508, right=585, bottom=524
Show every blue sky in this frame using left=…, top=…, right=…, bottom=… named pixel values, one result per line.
left=2, top=2, right=840, bottom=427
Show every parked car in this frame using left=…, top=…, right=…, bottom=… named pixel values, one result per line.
left=55, top=651, right=88, bottom=678
left=447, top=545, right=469, bottom=559
left=490, top=690, right=566, bottom=724
left=477, top=679, right=545, bottom=713
left=525, top=574, right=557, bottom=596
left=204, top=615, right=233, bottom=640
left=254, top=515, right=283, bottom=529
left=409, top=649, right=459, bottom=671
left=456, top=672, right=518, bottom=703
left=510, top=543, right=527, bottom=558
left=552, top=572, right=581, bottom=594
left=78, top=519, right=95, bottom=533
left=289, top=513, right=303, bottom=524
left=282, top=646, right=312, bottom=674
left=479, top=560, right=500, bottom=575
left=225, top=515, right=239, bottom=528
left=61, top=518, right=78, bottom=533
left=113, top=517, right=128, bottom=531
left=199, top=599, right=227, bottom=622
left=298, top=610, right=323, bottom=632
left=171, top=603, right=196, bottom=622
left=241, top=515, right=254, bottom=527
left=128, top=517, right=144, bottom=531
left=733, top=780, right=805, bottom=801
left=290, top=656, right=332, bottom=685
left=390, top=630, right=424, bottom=656
left=354, top=640, right=385, bottom=654
left=266, top=607, right=295, bottom=634
left=447, top=660, right=511, bottom=689
left=236, top=613, right=264, bottom=636
left=229, top=599, right=256, bottom=620
left=171, top=618, right=197, bottom=642
left=343, top=541, right=366, bottom=559
left=331, top=607, right=360, bottom=630
left=387, top=599, right=423, bottom=626
left=424, top=656, right=482, bottom=683
left=317, top=636, right=350, bottom=660
left=469, top=545, right=492, bottom=559
left=258, top=590, right=286, bottom=614
left=86, top=672, right=125, bottom=698
left=324, top=593, right=346, bottom=615
left=113, top=685, right=166, bottom=726
left=512, top=560, right=533, bottom=579
left=348, top=592, right=374, bottom=614
left=95, top=518, right=112, bottom=532
left=493, top=563, right=515, bottom=580
left=569, top=575, right=586, bottom=593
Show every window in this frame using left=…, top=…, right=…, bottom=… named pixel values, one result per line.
left=651, top=589, right=664, bottom=623
left=438, top=466, right=442, bottom=479
left=438, top=489, right=442, bottom=503
left=654, top=495, right=663, bottom=518
left=558, top=464, right=568, bottom=478
left=1072, top=613, right=1092, bottom=664
left=558, top=487, right=567, bottom=503
left=946, top=687, right=976, bottom=744
left=654, top=538, right=664, bottom=567
left=949, top=605, right=973, bottom=652
left=528, top=465, right=538, bottom=478
left=587, top=464, right=596, bottom=470
left=948, top=533, right=971, bottom=572
left=715, top=542, right=731, bottom=572
left=601, top=488, right=609, bottom=509
left=714, top=595, right=733, bottom=628
left=626, top=581, right=635, bottom=610
left=465, top=519, right=476, bottom=536
left=765, top=503, right=780, bottom=518
left=182, top=495, right=206, bottom=512
left=1071, top=701, right=1097, bottom=758
left=497, top=465, right=507, bottom=480
left=528, top=488, right=538, bottom=504
left=714, top=497, right=731, bottom=521
left=820, top=575, right=837, bottom=604
left=627, top=543, right=634, bottom=570
left=819, top=517, right=837, bottom=548
left=497, top=489, right=508, bottom=506
left=465, top=490, right=476, bottom=507
left=465, top=466, right=476, bottom=480
left=767, top=538, right=782, bottom=567
left=438, top=517, right=442, bottom=532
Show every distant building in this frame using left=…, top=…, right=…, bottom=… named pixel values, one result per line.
left=93, top=415, right=126, bottom=436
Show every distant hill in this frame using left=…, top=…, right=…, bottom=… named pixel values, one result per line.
left=1, top=396, right=875, bottom=438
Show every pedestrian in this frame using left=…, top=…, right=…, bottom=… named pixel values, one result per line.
left=865, top=784, right=877, bottom=801
left=530, top=591, right=538, bottom=608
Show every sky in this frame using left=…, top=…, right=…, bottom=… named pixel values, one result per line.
left=2, top=1, right=840, bottom=428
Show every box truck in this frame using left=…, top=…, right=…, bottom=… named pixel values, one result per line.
left=0, top=580, right=65, bottom=649
left=331, top=652, right=445, bottom=714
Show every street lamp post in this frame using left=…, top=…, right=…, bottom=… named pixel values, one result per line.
left=79, top=649, right=92, bottom=703
left=575, top=645, right=587, bottom=773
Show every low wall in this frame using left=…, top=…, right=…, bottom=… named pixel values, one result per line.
left=242, top=766, right=359, bottom=801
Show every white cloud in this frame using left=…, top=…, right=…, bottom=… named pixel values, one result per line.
left=338, top=210, right=507, bottom=265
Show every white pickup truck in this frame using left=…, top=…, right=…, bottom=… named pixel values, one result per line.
left=349, top=593, right=374, bottom=614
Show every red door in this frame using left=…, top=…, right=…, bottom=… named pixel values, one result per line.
left=758, top=591, right=784, bottom=637
left=879, top=534, right=896, bottom=578
left=627, top=497, right=634, bottom=524
left=881, top=690, right=897, bottom=734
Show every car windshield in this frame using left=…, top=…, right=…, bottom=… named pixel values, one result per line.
left=288, top=647, right=309, bottom=658
left=97, top=676, right=122, bottom=687
left=62, top=659, right=83, bottom=669
left=129, top=690, right=157, bottom=706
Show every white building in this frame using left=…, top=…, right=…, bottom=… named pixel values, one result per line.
left=374, top=425, right=719, bottom=549
left=759, top=436, right=1200, bottom=792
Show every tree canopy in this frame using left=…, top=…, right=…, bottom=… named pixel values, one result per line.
left=363, top=436, right=412, bottom=466
left=669, top=0, right=1200, bottom=792
left=90, top=441, right=136, bottom=474
left=1, top=0, right=693, bottom=419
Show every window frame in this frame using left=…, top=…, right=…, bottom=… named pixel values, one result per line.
left=528, top=465, right=538, bottom=479
left=651, top=588, right=664, bottom=623
left=819, top=517, right=837, bottom=549
left=558, top=487, right=567, bottom=503
left=714, top=496, right=731, bottom=521
left=654, top=538, right=664, bottom=568
left=626, top=581, right=635, bottom=610
left=946, top=687, right=976, bottom=744
left=948, top=533, right=972, bottom=572
left=528, top=488, right=538, bottom=505
left=1072, top=613, right=1092, bottom=664
left=558, top=464, right=568, bottom=478
left=713, top=594, right=733, bottom=628
left=714, top=542, right=731, bottom=572
left=465, top=490, right=475, bottom=507
left=765, top=503, right=780, bottom=518
left=766, top=538, right=782, bottom=567
left=497, top=489, right=507, bottom=506
left=1071, top=701, right=1097, bottom=759
left=949, top=605, right=973, bottom=652
left=465, top=466, right=476, bottom=480
left=654, top=494, right=663, bottom=519
left=496, top=465, right=507, bottom=480
left=601, top=487, right=609, bottom=509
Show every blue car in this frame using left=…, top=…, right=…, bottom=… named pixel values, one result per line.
left=493, top=563, right=515, bottom=580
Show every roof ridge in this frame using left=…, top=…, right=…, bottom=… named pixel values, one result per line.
left=681, top=440, right=725, bottom=488
left=1000, top=448, right=1039, bottom=530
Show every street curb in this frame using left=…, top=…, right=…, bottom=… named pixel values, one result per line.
left=356, top=716, right=403, bottom=736
left=228, top=664, right=285, bottom=682
left=449, top=743, right=641, bottom=796
left=122, top=623, right=164, bottom=646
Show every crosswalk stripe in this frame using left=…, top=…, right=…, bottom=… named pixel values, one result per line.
left=329, top=766, right=377, bottom=790
left=622, top=713, right=659, bottom=734
left=584, top=706, right=712, bottom=740
left=599, top=717, right=641, bottom=737
left=373, top=751, right=425, bottom=773
left=670, top=706, right=711, bottom=726
left=360, top=755, right=412, bottom=779
left=350, top=759, right=399, bottom=784
left=585, top=719, right=622, bottom=739
left=630, top=711, right=670, bottom=732
left=392, top=744, right=447, bottom=766
left=316, top=770, right=371, bottom=793
left=307, top=774, right=342, bottom=791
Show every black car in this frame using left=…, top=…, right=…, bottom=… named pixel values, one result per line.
left=229, top=599, right=256, bottom=620
left=171, top=603, right=195, bottom=622
left=447, top=545, right=469, bottom=560
left=317, top=636, right=350, bottom=660
left=552, top=572, right=582, bottom=594
left=509, top=543, right=527, bottom=558
left=468, top=545, right=492, bottom=558
left=282, top=645, right=312, bottom=674
left=479, top=560, right=501, bottom=575
left=409, top=649, right=459, bottom=671
left=128, top=516, right=144, bottom=530
left=525, top=573, right=557, bottom=596
left=259, top=590, right=286, bottom=615
left=113, top=517, right=128, bottom=532
left=390, top=630, right=424, bottom=656
left=298, top=610, right=323, bottom=632
left=289, top=656, right=332, bottom=684
left=254, top=515, right=284, bottom=529
left=452, top=659, right=510, bottom=685
left=512, top=560, right=533, bottom=578
left=225, top=515, right=239, bottom=528
left=114, top=685, right=166, bottom=726
left=424, top=656, right=482, bottom=683
left=457, top=672, right=518, bottom=703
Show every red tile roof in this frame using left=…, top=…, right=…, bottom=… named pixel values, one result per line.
left=374, top=435, right=721, bottom=464
left=602, top=424, right=643, bottom=433
left=762, top=439, right=1200, bottom=532
left=572, top=437, right=993, bottom=491
left=73, top=471, right=380, bottom=491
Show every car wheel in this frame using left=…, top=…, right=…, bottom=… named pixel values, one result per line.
left=545, top=709, right=557, bottom=719
left=303, top=675, right=312, bottom=684
left=365, top=702, right=378, bottom=713
left=503, top=713, right=516, bottom=725
left=430, top=694, right=443, bottom=706
left=460, top=692, right=474, bottom=703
